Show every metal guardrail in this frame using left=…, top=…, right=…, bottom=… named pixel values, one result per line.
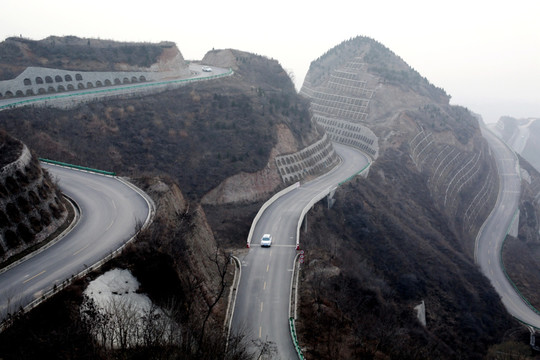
left=289, top=317, right=305, bottom=359
left=0, top=167, right=156, bottom=333
left=245, top=182, right=300, bottom=248
left=338, top=158, right=371, bottom=185
left=288, top=152, right=371, bottom=358
left=499, top=209, right=540, bottom=327
left=40, top=158, right=116, bottom=176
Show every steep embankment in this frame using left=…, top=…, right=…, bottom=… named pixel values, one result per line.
left=0, top=130, right=68, bottom=264
left=297, top=36, right=513, bottom=359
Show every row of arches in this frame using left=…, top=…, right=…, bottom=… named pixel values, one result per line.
left=0, top=76, right=147, bottom=99
left=24, top=73, right=84, bottom=86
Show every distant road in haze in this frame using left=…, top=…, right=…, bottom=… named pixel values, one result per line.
left=0, top=165, right=152, bottom=322
left=477, top=128, right=540, bottom=327
left=231, top=144, right=370, bottom=359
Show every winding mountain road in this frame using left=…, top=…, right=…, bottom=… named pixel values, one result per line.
left=477, top=128, right=540, bottom=328
left=231, top=144, right=370, bottom=359
left=0, top=164, right=152, bottom=322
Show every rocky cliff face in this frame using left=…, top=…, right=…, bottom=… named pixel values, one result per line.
left=0, top=131, right=67, bottom=263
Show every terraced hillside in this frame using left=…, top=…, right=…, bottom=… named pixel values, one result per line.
left=301, top=37, right=498, bottom=253
left=297, top=36, right=511, bottom=359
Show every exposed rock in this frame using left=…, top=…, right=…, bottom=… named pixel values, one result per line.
left=201, top=124, right=297, bottom=204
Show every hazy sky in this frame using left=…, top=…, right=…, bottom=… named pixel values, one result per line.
left=1, top=0, right=538, bottom=123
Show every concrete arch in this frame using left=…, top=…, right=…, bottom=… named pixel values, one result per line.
left=131, top=76, right=138, bottom=83
left=55, top=75, right=63, bottom=82
left=15, top=90, right=24, bottom=97
left=114, top=78, right=121, bottom=85
left=45, top=76, right=53, bottom=84
left=36, top=77, right=44, bottom=84
left=67, top=84, right=74, bottom=91
left=78, top=83, right=85, bottom=89
left=26, top=89, right=34, bottom=96
left=87, top=82, right=94, bottom=88
left=104, top=79, right=112, bottom=86
left=75, top=73, right=83, bottom=81
left=38, top=88, right=46, bottom=94
left=47, top=86, right=56, bottom=93
left=24, top=78, right=32, bottom=85
left=123, top=77, right=130, bottom=84
left=57, top=85, right=66, bottom=92
left=139, top=75, right=146, bottom=82
left=5, top=91, right=14, bottom=98
left=96, top=80, right=103, bottom=87
left=4, top=229, right=20, bottom=248
left=65, top=74, right=73, bottom=82
left=0, top=92, right=2, bottom=98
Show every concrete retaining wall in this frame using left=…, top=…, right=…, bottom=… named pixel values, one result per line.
left=0, top=144, right=66, bottom=260
left=275, top=133, right=340, bottom=184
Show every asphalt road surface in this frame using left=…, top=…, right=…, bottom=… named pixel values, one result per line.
left=477, top=128, right=540, bottom=327
left=0, top=164, right=151, bottom=322
left=231, top=144, right=370, bottom=359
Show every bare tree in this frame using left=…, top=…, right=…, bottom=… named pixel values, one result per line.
left=198, top=248, right=231, bottom=353
left=253, top=336, right=277, bottom=360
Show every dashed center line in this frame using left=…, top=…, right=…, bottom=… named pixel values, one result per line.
left=23, top=270, right=46, bottom=284
left=73, top=243, right=90, bottom=256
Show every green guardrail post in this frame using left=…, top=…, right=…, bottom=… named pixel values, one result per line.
left=289, top=317, right=304, bottom=359
left=39, top=158, right=116, bottom=176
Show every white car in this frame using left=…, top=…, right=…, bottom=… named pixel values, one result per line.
left=202, top=66, right=212, bottom=72
left=261, top=234, right=272, bottom=247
